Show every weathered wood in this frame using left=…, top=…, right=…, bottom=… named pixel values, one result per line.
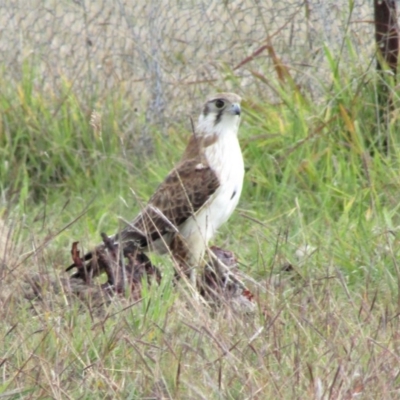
left=374, top=0, right=399, bottom=152
left=375, top=0, right=399, bottom=75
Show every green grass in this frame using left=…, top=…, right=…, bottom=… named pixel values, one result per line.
left=2, top=49, right=400, bottom=398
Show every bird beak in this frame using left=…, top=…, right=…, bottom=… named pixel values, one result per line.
left=230, top=103, right=241, bottom=116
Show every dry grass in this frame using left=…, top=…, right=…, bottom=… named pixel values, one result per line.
left=1, top=244, right=400, bottom=398
left=2, top=3, right=400, bottom=395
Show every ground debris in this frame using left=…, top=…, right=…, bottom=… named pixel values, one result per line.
left=201, top=246, right=256, bottom=312
left=66, top=233, right=161, bottom=301
left=66, top=234, right=255, bottom=310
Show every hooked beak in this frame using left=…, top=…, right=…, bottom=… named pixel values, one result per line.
left=229, top=103, right=241, bottom=116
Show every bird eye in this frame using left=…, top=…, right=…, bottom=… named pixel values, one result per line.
left=215, top=99, right=225, bottom=109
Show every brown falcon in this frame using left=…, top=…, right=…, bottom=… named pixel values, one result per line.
left=68, top=92, right=244, bottom=285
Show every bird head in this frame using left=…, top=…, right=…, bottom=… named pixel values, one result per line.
left=197, top=93, right=242, bottom=137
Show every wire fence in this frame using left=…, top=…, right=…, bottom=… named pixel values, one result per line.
left=0, top=1, right=374, bottom=124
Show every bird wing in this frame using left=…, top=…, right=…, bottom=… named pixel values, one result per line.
left=117, top=158, right=220, bottom=247
left=67, top=157, right=220, bottom=273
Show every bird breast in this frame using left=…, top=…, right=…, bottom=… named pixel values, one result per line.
left=200, top=130, right=244, bottom=240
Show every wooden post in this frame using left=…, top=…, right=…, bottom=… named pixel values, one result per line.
left=374, top=0, right=399, bottom=151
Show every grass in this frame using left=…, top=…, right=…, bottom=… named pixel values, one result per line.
left=2, top=45, right=400, bottom=399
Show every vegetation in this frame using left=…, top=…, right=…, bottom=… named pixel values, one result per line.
left=2, top=46, right=400, bottom=398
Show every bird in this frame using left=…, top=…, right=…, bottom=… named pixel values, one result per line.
left=67, top=92, right=244, bottom=288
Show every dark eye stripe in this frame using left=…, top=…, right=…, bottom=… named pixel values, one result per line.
left=214, top=109, right=223, bottom=125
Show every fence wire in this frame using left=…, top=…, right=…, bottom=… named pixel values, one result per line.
left=0, top=0, right=374, bottom=124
